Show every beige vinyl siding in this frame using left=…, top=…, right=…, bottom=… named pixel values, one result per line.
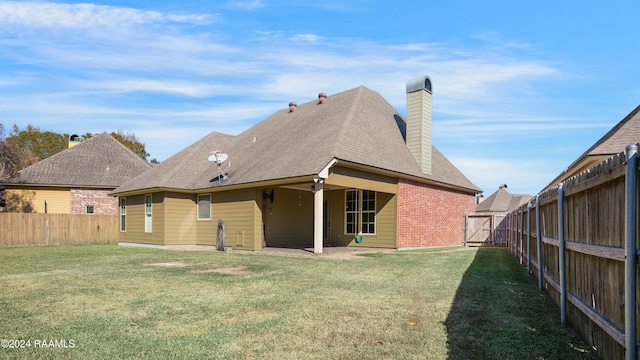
left=263, top=188, right=313, bottom=247
left=163, top=193, right=196, bottom=245
left=119, top=193, right=164, bottom=245
left=328, top=190, right=397, bottom=248
left=326, top=167, right=397, bottom=194
left=406, top=86, right=432, bottom=174
left=6, top=187, right=71, bottom=214
left=211, top=189, right=261, bottom=251
left=196, top=193, right=216, bottom=246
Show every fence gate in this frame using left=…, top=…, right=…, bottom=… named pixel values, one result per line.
left=463, top=212, right=507, bottom=247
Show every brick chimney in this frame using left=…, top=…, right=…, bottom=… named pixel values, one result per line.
left=406, top=76, right=432, bottom=174
left=68, top=134, right=84, bottom=148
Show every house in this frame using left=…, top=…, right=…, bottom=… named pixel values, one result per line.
left=544, top=104, right=640, bottom=190
left=1, top=133, right=153, bottom=215
left=476, top=184, right=532, bottom=213
left=111, top=76, right=481, bottom=253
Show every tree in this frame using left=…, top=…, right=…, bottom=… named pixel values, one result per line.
left=83, top=130, right=150, bottom=161
left=0, top=124, right=40, bottom=178
left=0, top=125, right=153, bottom=178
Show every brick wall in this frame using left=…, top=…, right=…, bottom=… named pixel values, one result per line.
left=397, top=179, right=476, bottom=248
left=70, top=189, right=118, bottom=215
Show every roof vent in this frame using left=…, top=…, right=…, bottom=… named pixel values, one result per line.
left=499, top=183, right=508, bottom=189
left=288, top=101, right=297, bottom=112
left=317, top=92, right=327, bottom=104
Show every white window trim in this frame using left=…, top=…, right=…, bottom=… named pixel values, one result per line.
left=345, top=189, right=358, bottom=235
left=197, top=194, right=212, bottom=220
left=344, top=189, right=377, bottom=235
left=144, top=194, right=152, bottom=233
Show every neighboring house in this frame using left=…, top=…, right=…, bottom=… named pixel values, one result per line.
left=476, top=184, right=532, bottom=213
left=111, top=76, right=481, bottom=253
left=1, top=133, right=153, bottom=215
left=545, top=104, right=640, bottom=190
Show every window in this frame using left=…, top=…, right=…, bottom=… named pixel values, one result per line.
left=197, top=194, right=211, bottom=220
left=345, top=189, right=376, bottom=235
left=361, top=190, right=376, bottom=234
left=85, top=205, right=95, bottom=214
left=145, top=194, right=152, bottom=233
left=119, top=198, right=126, bottom=232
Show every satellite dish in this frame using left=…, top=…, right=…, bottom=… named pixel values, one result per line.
left=208, top=151, right=229, bottom=165
left=208, top=150, right=230, bottom=183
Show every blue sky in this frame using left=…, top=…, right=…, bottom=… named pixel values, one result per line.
left=0, top=1, right=639, bottom=196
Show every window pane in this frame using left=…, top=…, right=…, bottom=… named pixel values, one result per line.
left=198, top=194, right=211, bottom=219
left=145, top=195, right=152, bottom=213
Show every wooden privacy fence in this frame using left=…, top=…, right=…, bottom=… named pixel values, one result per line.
left=506, top=144, right=639, bottom=360
left=0, top=213, right=119, bottom=246
left=463, top=212, right=508, bottom=247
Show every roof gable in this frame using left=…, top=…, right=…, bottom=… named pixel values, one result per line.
left=477, top=187, right=532, bottom=212
left=114, top=86, right=480, bottom=195
left=2, top=133, right=153, bottom=188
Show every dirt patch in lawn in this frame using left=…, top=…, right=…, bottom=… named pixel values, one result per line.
left=190, top=266, right=249, bottom=275
left=146, top=261, right=192, bottom=267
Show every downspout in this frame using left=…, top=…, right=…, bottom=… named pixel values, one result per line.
left=558, top=183, right=567, bottom=326
left=625, top=144, right=638, bottom=360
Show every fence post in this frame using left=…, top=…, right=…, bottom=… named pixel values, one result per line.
left=536, top=195, right=543, bottom=291
left=507, top=211, right=515, bottom=255
left=527, top=201, right=532, bottom=274
left=520, top=206, right=525, bottom=265
left=625, top=144, right=638, bottom=360
left=558, top=183, right=567, bottom=326
left=513, top=208, right=522, bottom=264
left=491, top=214, right=495, bottom=247
left=463, top=213, right=468, bottom=246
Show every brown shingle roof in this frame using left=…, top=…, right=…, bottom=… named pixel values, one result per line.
left=587, top=104, right=640, bottom=156
left=113, top=86, right=481, bottom=195
left=1, top=133, right=153, bottom=188
left=476, top=187, right=532, bottom=213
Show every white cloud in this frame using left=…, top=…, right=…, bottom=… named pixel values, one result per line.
left=449, top=156, right=560, bottom=196
left=0, top=1, right=583, bottom=176
left=290, top=34, right=322, bottom=42
left=225, top=0, right=266, bottom=10
left=0, top=2, right=214, bottom=28
left=84, top=79, right=225, bottom=98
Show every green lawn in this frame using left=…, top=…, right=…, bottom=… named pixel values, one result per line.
left=0, top=245, right=596, bottom=359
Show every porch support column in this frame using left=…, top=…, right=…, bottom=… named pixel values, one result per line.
left=313, top=178, right=324, bottom=255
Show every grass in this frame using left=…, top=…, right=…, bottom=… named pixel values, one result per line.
left=0, top=245, right=596, bottom=359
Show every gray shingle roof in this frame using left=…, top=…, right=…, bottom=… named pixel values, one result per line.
left=1, top=133, right=153, bottom=188
left=476, top=187, right=532, bottom=213
left=113, top=86, right=481, bottom=195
